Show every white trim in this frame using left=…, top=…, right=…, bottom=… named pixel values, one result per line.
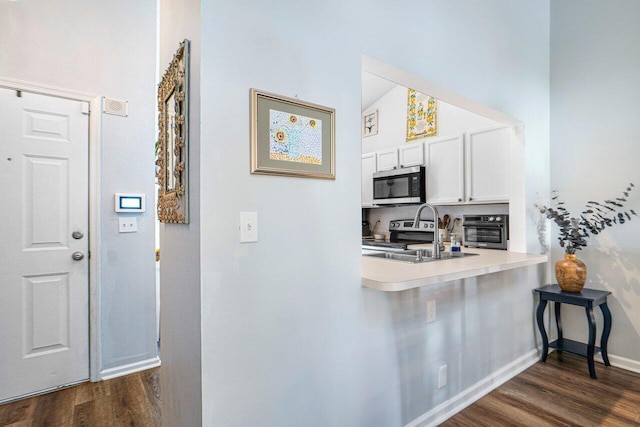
left=99, top=357, right=161, bottom=381
left=0, top=379, right=87, bottom=405
left=0, top=76, right=103, bottom=383
left=0, top=77, right=98, bottom=102
left=361, top=56, right=522, bottom=127
left=89, top=97, right=103, bottom=381
left=406, top=349, right=539, bottom=427
left=596, top=353, right=640, bottom=374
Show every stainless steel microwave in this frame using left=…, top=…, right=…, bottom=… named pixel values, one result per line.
left=373, top=166, right=426, bottom=205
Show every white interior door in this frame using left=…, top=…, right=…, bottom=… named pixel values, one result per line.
left=0, top=87, right=89, bottom=402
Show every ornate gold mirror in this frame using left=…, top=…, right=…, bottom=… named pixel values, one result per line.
left=157, top=39, right=189, bottom=223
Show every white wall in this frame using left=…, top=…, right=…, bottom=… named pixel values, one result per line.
left=439, top=102, right=502, bottom=140
left=551, top=0, right=640, bottom=365
left=362, top=84, right=499, bottom=154
left=0, top=1, right=158, bottom=373
left=362, top=85, right=408, bottom=153
left=158, top=0, right=203, bottom=426
left=190, top=1, right=551, bottom=426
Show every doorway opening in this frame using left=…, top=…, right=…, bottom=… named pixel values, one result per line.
left=360, top=56, right=527, bottom=252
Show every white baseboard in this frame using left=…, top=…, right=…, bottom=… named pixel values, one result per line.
left=595, top=353, right=640, bottom=374
left=406, top=349, right=640, bottom=427
left=406, top=349, right=539, bottom=427
left=99, top=356, right=161, bottom=381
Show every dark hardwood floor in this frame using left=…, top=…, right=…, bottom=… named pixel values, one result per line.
left=2, top=354, right=640, bottom=426
left=442, top=352, right=640, bottom=426
left=0, top=368, right=160, bottom=427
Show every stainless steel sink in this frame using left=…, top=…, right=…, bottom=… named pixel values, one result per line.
left=364, top=248, right=478, bottom=263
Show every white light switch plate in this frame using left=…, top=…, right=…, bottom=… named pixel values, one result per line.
left=240, top=211, right=258, bottom=242
left=119, top=217, right=137, bottom=233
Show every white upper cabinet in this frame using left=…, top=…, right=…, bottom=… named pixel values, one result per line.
left=375, top=143, right=424, bottom=172
left=465, top=126, right=510, bottom=203
left=361, top=153, right=377, bottom=207
left=376, top=148, right=399, bottom=171
left=425, top=135, right=464, bottom=204
left=362, top=127, right=510, bottom=207
left=398, top=142, right=424, bottom=168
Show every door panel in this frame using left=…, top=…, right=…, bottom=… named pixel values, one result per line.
left=23, top=109, right=70, bottom=141
left=23, top=155, right=70, bottom=249
left=0, top=87, right=89, bottom=402
left=23, top=273, right=70, bottom=357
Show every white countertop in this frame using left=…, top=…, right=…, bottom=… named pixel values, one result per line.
left=362, top=244, right=548, bottom=292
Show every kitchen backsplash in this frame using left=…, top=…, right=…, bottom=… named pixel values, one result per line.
left=364, top=204, right=509, bottom=239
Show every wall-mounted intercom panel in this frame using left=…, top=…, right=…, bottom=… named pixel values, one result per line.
left=114, top=193, right=146, bottom=213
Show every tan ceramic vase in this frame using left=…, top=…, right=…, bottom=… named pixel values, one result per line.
left=555, top=254, right=587, bottom=292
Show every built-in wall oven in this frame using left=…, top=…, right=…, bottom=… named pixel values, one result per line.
left=372, top=166, right=426, bottom=205
left=462, top=215, right=509, bottom=250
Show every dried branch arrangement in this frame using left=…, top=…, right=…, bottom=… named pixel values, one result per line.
left=536, top=183, right=637, bottom=254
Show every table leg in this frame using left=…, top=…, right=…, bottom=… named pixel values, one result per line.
left=554, top=302, right=563, bottom=352
left=586, top=307, right=597, bottom=379
left=536, top=298, right=549, bottom=362
left=600, top=302, right=612, bottom=366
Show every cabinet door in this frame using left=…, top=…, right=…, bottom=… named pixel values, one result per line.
left=398, top=142, right=424, bottom=168
left=376, top=148, right=399, bottom=171
left=465, top=126, right=510, bottom=203
left=425, top=135, right=464, bottom=204
left=361, top=153, right=377, bottom=207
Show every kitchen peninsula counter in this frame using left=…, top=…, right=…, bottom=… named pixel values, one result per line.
left=362, top=245, right=547, bottom=292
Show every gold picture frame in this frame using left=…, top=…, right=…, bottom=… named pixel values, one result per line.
left=250, top=89, right=335, bottom=180
left=157, top=39, right=190, bottom=223
left=406, top=88, right=437, bottom=141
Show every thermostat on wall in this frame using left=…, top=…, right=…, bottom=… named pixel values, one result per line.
left=114, top=193, right=146, bottom=213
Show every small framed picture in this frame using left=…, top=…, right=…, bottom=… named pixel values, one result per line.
left=250, top=89, right=335, bottom=180
left=362, top=110, right=378, bottom=137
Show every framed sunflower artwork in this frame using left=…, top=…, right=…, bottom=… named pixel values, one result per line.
left=250, top=89, right=335, bottom=179
left=406, top=88, right=437, bottom=141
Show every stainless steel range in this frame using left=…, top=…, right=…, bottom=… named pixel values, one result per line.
left=362, top=219, right=435, bottom=251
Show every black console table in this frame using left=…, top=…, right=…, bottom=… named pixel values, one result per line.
left=534, top=284, right=612, bottom=379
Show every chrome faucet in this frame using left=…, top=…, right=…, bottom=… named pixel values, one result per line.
left=413, top=203, right=444, bottom=259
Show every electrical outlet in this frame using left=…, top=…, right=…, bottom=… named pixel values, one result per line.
left=426, top=300, right=436, bottom=323
left=438, top=365, right=447, bottom=389
left=118, top=217, right=137, bottom=233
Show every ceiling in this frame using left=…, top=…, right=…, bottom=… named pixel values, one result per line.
left=361, top=72, right=397, bottom=112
